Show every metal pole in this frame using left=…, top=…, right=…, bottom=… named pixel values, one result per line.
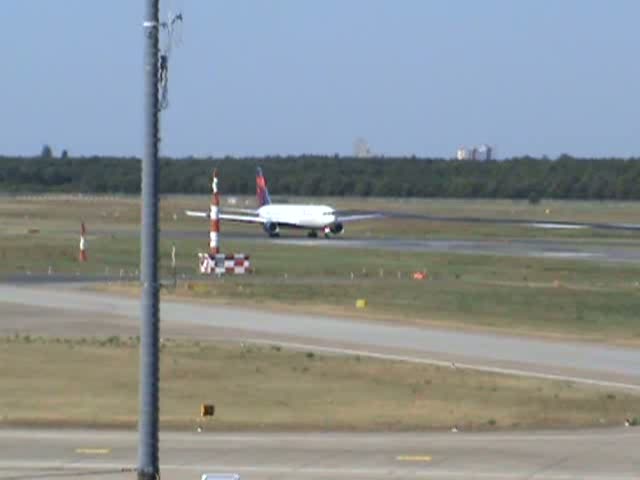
left=138, top=0, right=160, bottom=478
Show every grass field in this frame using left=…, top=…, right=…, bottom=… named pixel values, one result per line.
left=107, top=247, right=640, bottom=345
left=3, top=195, right=640, bottom=344
left=0, top=335, right=637, bottom=431
left=3, top=194, right=640, bottom=241
left=320, top=196, right=640, bottom=224
left=2, top=196, right=640, bottom=432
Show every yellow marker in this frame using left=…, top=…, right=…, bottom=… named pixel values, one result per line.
left=201, top=403, right=215, bottom=417
left=75, top=448, right=111, bottom=455
left=396, top=455, right=432, bottom=462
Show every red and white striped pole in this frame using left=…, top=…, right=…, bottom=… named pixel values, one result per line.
left=79, top=221, right=87, bottom=262
left=209, top=169, right=220, bottom=257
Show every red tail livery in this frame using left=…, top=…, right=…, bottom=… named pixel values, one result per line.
left=256, top=167, right=271, bottom=207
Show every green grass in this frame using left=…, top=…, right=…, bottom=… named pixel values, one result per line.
left=0, top=335, right=637, bottom=431
left=86, top=236, right=640, bottom=344
left=3, top=195, right=640, bottom=344
left=344, top=216, right=640, bottom=241
left=3, top=194, right=640, bottom=241
left=303, top=196, right=640, bottom=224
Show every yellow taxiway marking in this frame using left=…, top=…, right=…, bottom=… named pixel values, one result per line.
left=75, top=448, right=111, bottom=455
left=396, top=455, right=432, bottom=462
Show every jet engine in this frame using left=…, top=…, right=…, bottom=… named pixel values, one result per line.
left=329, top=222, right=344, bottom=235
left=263, top=221, right=280, bottom=237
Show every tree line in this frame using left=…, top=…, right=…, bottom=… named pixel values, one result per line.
left=2, top=154, right=640, bottom=200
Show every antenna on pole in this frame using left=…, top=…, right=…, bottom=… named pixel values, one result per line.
left=159, top=10, right=183, bottom=110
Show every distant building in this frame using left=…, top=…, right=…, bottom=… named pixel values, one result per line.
left=477, top=144, right=493, bottom=161
left=457, top=147, right=470, bottom=160
left=354, top=138, right=373, bottom=158
left=456, top=144, right=494, bottom=161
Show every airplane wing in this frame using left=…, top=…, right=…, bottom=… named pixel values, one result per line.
left=220, top=213, right=266, bottom=224
left=184, top=210, right=265, bottom=224
left=336, top=213, right=384, bottom=223
left=185, top=210, right=209, bottom=218
left=223, top=208, right=259, bottom=215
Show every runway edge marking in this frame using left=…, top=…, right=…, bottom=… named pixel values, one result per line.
left=75, top=448, right=111, bottom=455
left=245, top=338, right=640, bottom=393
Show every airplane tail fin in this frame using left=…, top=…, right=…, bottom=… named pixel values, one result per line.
left=256, top=167, right=271, bottom=207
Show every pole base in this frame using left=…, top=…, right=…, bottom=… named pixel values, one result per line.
left=137, top=470, right=159, bottom=480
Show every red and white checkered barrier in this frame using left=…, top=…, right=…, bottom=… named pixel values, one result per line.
left=198, top=253, right=251, bottom=275
left=197, top=169, right=253, bottom=276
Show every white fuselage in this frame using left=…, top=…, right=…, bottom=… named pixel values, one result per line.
left=258, top=204, right=336, bottom=229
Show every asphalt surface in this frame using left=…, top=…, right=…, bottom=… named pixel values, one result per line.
left=273, top=236, right=640, bottom=264
left=5, top=202, right=640, bottom=480
left=0, top=428, right=638, bottom=479
left=358, top=210, right=640, bottom=232
left=2, top=282, right=640, bottom=479
left=1, top=284, right=639, bottom=391
left=94, top=226, right=640, bottom=264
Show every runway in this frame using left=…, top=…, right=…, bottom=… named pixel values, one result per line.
left=2, top=281, right=640, bottom=480
left=1, top=284, right=639, bottom=391
left=94, top=227, right=640, bottom=264
left=273, top=236, right=640, bottom=264
left=362, top=210, right=640, bottom=232
left=0, top=428, right=638, bottom=479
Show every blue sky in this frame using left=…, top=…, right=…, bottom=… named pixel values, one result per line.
left=3, top=1, right=638, bottom=158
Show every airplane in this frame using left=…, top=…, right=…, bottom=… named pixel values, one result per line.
left=185, top=167, right=380, bottom=238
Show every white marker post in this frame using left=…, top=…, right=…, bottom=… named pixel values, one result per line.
left=171, top=243, right=176, bottom=288
left=79, top=221, right=87, bottom=262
